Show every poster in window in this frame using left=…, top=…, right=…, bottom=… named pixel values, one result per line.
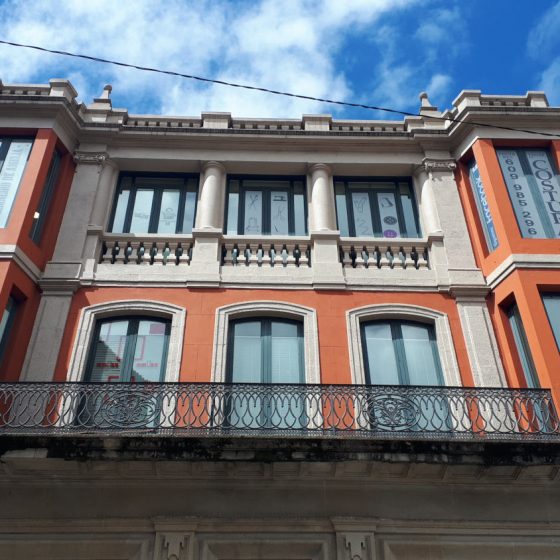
left=351, top=192, right=374, bottom=236
left=468, top=162, right=500, bottom=249
left=157, top=190, right=180, bottom=233
left=497, top=150, right=546, bottom=238
left=377, top=192, right=401, bottom=238
left=244, top=191, right=262, bottom=234
left=0, top=141, right=33, bottom=227
left=270, top=191, right=289, bottom=234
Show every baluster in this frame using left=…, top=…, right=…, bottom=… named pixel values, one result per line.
left=149, top=242, right=158, bottom=265
left=161, top=243, right=171, bottom=265
left=341, top=245, right=353, bottom=268
left=299, top=245, right=310, bottom=267
left=392, top=246, right=405, bottom=269
left=379, top=246, right=391, bottom=268
left=403, top=245, right=415, bottom=269
left=111, top=242, right=121, bottom=264
left=175, top=244, right=184, bottom=265
left=373, top=246, right=381, bottom=268
left=281, top=245, right=289, bottom=266
left=100, top=241, right=109, bottom=263
left=136, top=242, right=146, bottom=264
left=417, top=246, right=429, bottom=269
left=152, top=242, right=165, bottom=265
left=256, top=244, right=264, bottom=266
left=269, top=245, right=277, bottom=267
left=262, top=244, right=272, bottom=266
left=285, top=244, right=296, bottom=267
left=248, top=244, right=259, bottom=266
left=355, top=245, right=366, bottom=268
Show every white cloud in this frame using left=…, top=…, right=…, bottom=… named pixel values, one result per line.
left=0, top=0, right=461, bottom=117
left=538, top=59, right=560, bottom=105
left=527, top=1, right=560, bottom=59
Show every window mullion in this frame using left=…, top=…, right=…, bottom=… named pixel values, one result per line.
left=392, top=322, right=410, bottom=385
left=123, top=185, right=137, bottom=233
left=177, top=186, right=187, bottom=234
left=262, top=319, right=271, bottom=384
left=149, top=189, right=162, bottom=233
left=370, top=190, right=382, bottom=237
left=121, top=319, right=139, bottom=383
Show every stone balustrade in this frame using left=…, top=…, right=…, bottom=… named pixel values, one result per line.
left=221, top=236, right=311, bottom=268
left=339, top=238, right=430, bottom=270
left=100, top=234, right=193, bottom=266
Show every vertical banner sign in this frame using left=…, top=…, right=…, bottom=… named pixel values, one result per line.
left=377, top=192, right=401, bottom=238
left=0, top=140, right=33, bottom=227
left=497, top=150, right=546, bottom=238
left=468, top=161, right=499, bottom=250
left=525, top=150, right=560, bottom=237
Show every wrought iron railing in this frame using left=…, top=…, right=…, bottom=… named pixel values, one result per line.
left=0, top=382, right=558, bottom=441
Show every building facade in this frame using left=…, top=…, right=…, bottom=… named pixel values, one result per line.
left=1, top=81, right=560, bottom=559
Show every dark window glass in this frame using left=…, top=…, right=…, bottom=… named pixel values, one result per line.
left=507, top=304, right=539, bottom=388
left=85, top=317, right=170, bottom=383
left=497, top=148, right=560, bottom=238
left=542, top=294, right=560, bottom=351
left=0, top=296, right=18, bottom=366
left=109, top=174, right=198, bottom=234
left=225, top=177, right=307, bottom=235
left=30, top=150, right=61, bottom=244
left=0, top=138, right=33, bottom=227
left=334, top=179, right=421, bottom=238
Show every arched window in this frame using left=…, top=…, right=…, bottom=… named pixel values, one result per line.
left=361, top=320, right=444, bottom=386
left=85, top=316, right=171, bottom=383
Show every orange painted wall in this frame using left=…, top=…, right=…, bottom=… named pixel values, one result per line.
left=488, top=268, right=560, bottom=405
left=0, top=261, right=41, bottom=380
left=52, top=287, right=475, bottom=387
left=0, top=129, right=76, bottom=271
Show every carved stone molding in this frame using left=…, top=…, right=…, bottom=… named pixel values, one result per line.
left=423, top=158, right=457, bottom=179
left=154, top=532, right=190, bottom=560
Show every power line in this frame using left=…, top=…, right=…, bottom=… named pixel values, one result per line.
left=1, top=38, right=559, bottom=139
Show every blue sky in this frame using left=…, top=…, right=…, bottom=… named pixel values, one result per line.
left=0, top=0, right=558, bottom=119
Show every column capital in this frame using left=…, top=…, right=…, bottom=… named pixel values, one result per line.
left=73, top=151, right=109, bottom=166
left=201, top=160, right=226, bottom=173
left=307, top=162, right=332, bottom=175
left=421, top=157, right=457, bottom=179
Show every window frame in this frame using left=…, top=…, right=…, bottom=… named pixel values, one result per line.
left=84, top=315, right=171, bottom=383
left=506, top=303, right=540, bottom=388
left=30, top=149, right=61, bottom=244
left=0, top=296, right=18, bottom=368
left=334, top=176, right=421, bottom=238
left=346, top=304, right=461, bottom=387
left=225, top=317, right=305, bottom=384
left=108, top=172, right=199, bottom=234
left=224, top=174, right=308, bottom=236
left=0, top=136, right=34, bottom=228
left=542, top=293, right=560, bottom=351
left=360, top=319, right=444, bottom=386
left=66, top=300, right=186, bottom=383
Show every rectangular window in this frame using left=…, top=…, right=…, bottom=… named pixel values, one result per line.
left=0, top=138, right=33, bottom=227
left=542, top=294, right=560, bottom=351
left=225, top=176, right=307, bottom=235
left=0, top=296, right=18, bottom=366
left=30, top=150, right=61, bottom=244
left=497, top=148, right=560, bottom=238
left=467, top=160, right=499, bottom=251
left=109, top=174, right=198, bottom=234
left=507, top=304, right=539, bottom=388
left=334, top=178, right=420, bottom=238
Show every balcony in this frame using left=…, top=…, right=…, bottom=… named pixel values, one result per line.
left=0, top=382, right=558, bottom=442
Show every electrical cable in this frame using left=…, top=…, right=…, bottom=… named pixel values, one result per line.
left=0, top=39, right=559, bottom=138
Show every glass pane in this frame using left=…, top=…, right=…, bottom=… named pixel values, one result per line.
left=294, top=192, right=306, bottom=235
left=131, top=320, right=168, bottom=382
left=244, top=191, right=262, bottom=234
left=230, top=321, right=262, bottom=383
left=468, top=161, right=500, bottom=249
left=401, top=323, right=442, bottom=386
left=399, top=183, right=419, bottom=237
left=543, top=295, right=560, bottom=350
left=508, top=305, right=539, bottom=388
left=157, top=189, right=180, bottom=233
left=351, top=192, right=374, bottom=236
left=363, top=323, right=399, bottom=384
left=270, top=191, right=289, bottom=235
left=377, top=192, right=401, bottom=238
left=129, top=189, right=154, bottom=233
left=182, top=190, right=197, bottom=233
left=88, top=320, right=129, bottom=382
left=0, top=140, right=33, bottom=227
left=0, top=296, right=16, bottom=363
left=270, top=321, right=302, bottom=383
left=226, top=191, right=239, bottom=234
left=111, top=189, right=130, bottom=233
left=525, top=150, right=560, bottom=237
left=335, top=182, right=349, bottom=236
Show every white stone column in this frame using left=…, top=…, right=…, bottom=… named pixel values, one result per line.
left=21, top=289, right=75, bottom=381
left=188, top=161, right=225, bottom=285
left=413, top=167, right=442, bottom=236
left=308, top=164, right=345, bottom=289
left=196, top=161, right=226, bottom=230
left=309, top=163, right=336, bottom=231
left=456, top=295, right=507, bottom=387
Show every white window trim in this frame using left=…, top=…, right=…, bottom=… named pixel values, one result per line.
left=67, top=300, right=186, bottom=383
left=211, top=300, right=320, bottom=384
left=346, top=304, right=461, bottom=386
